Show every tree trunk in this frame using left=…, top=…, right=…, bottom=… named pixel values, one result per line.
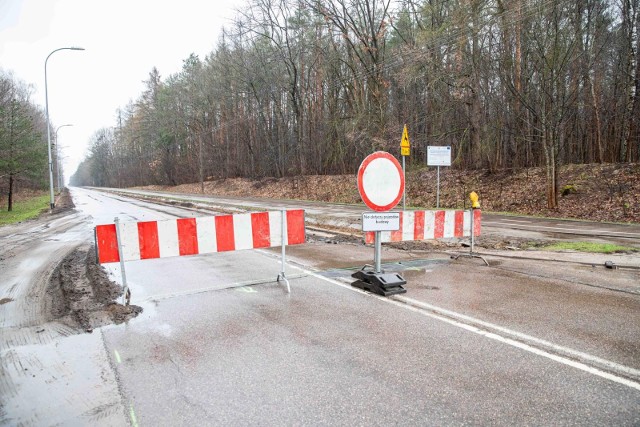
left=543, top=117, right=558, bottom=209
left=8, top=173, right=14, bottom=212
left=626, top=2, right=640, bottom=162
left=544, top=146, right=558, bottom=209
left=590, top=76, right=604, bottom=163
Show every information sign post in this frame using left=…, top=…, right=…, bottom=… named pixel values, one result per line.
left=427, top=146, right=452, bottom=208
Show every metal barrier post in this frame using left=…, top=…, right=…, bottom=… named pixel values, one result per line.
left=114, top=217, right=131, bottom=305
left=374, top=231, right=382, bottom=273
left=451, top=208, right=488, bottom=266
left=436, top=166, right=440, bottom=208
left=470, top=208, right=475, bottom=254
left=276, top=210, right=291, bottom=293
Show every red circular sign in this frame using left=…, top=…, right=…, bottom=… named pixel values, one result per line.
left=357, top=151, right=405, bottom=212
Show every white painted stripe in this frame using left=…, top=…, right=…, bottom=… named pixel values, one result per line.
left=297, top=268, right=640, bottom=392
left=463, top=210, right=471, bottom=236
left=269, top=211, right=284, bottom=246
left=403, top=212, right=415, bottom=241
left=443, top=210, right=455, bottom=238
left=157, top=219, right=180, bottom=258
left=397, top=296, right=640, bottom=380
left=233, top=213, right=253, bottom=251
left=119, top=221, right=141, bottom=261
left=423, top=210, right=435, bottom=240
left=196, top=216, right=217, bottom=254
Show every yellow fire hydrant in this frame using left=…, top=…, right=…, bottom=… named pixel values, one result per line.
left=469, top=191, right=480, bottom=209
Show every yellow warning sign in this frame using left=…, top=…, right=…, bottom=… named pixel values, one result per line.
left=401, top=125, right=410, bottom=156
left=401, top=125, right=410, bottom=147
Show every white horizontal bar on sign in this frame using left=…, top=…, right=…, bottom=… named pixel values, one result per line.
left=362, top=212, right=401, bottom=232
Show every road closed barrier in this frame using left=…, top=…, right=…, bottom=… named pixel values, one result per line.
left=95, top=210, right=305, bottom=263
left=365, top=209, right=481, bottom=244
left=94, top=210, right=306, bottom=300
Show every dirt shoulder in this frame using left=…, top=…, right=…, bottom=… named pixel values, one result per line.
left=50, top=190, right=142, bottom=332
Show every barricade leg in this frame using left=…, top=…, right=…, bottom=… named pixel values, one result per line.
left=276, top=210, right=291, bottom=293
left=451, top=209, right=488, bottom=266
left=114, top=217, right=131, bottom=305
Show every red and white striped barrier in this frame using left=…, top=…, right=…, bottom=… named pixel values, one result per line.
left=95, top=210, right=306, bottom=264
left=365, top=209, right=481, bottom=244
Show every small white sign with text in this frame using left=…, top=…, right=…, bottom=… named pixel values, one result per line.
left=362, top=212, right=401, bottom=232
left=427, top=146, right=452, bottom=166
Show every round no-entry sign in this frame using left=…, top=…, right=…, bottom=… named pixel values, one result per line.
left=357, top=151, right=405, bottom=212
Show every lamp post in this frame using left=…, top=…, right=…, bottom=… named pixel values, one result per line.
left=54, top=124, right=73, bottom=191
left=45, top=46, right=84, bottom=210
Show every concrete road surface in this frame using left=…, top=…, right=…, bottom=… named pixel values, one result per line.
left=1, top=187, right=638, bottom=425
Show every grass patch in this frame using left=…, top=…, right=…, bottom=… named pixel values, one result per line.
left=0, top=193, right=49, bottom=226
left=539, top=242, right=637, bottom=254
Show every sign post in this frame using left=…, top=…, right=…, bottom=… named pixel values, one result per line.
left=400, top=125, right=410, bottom=210
left=354, top=151, right=407, bottom=296
left=427, top=146, right=451, bottom=208
left=362, top=211, right=401, bottom=272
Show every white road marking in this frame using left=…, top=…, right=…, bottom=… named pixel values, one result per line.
left=283, top=262, right=640, bottom=392
left=397, top=296, right=640, bottom=380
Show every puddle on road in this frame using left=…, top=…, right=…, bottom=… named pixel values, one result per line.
left=1, top=331, right=124, bottom=425
left=0, top=297, right=14, bottom=305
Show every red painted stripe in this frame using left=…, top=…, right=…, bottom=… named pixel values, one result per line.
left=215, top=215, right=235, bottom=252
left=177, top=218, right=199, bottom=256
left=434, top=211, right=445, bottom=239
left=414, top=211, right=425, bottom=240
left=365, top=232, right=375, bottom=244
left=251, top=212, right=271, bottom=248
left=138, top=221, right=160, bottom=259
left=390, top=211, right=403, bottom=242
left=454, top=211, right=465, bottom=237
left=286, top=210, right=306, bottom=245
left=95, top=224, right=119, bottom=263
left=474, top=209, right=482, bottom=236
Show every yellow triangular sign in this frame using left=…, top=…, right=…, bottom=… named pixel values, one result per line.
left=401, top=125, right=410, bottom=148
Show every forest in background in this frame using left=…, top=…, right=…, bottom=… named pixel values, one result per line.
left=9, top=0, right=640, bottom=210
left=0, top=71, right=49, bottom=211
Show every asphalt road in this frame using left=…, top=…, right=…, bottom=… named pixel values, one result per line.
left=1, top=187, right=639, bottom=425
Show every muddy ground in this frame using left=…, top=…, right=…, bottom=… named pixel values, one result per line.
left=307, top=227, right=553, bottom=254
left=47, top=244, right=142, bottom=333
left=47, top=190, right=142, bottom=333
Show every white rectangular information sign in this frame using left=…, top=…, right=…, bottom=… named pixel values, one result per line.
left=427, top=146, right=452, bottom=166
left=362, top=212, right=401, bottom=232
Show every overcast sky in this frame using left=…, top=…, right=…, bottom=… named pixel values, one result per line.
left=0, top=0, right=246, bottom=182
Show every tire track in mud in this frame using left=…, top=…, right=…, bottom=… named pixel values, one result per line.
left=47, top=244, right=142, bottom=332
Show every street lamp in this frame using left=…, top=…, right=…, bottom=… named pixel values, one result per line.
left=45, top=46, right=84, bottom=210
left=55, top=124, right=73, bottom=190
